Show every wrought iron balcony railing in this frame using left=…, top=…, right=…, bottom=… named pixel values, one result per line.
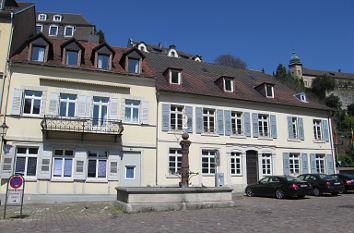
left=41, top=115, right=124, bottom=136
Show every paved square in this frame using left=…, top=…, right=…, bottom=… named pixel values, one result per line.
left=0, top=193, right=353, bottom=233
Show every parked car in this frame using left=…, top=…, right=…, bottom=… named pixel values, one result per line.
left=327, top=173, right=354, bottom=193
left=297, top=174, right=344, bottom=196
left=245, top=176, right=311, bottom=199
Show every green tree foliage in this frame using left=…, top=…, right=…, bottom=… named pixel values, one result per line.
left=325, top=94, right=342, bottom=110
left=274, top=64, right=287, bottom=79
left=273, top=64, right=304, bottom=92
left=347, top=103, right=354, bottom=116
left=96, top=30, right=105, bottom=44
left=311, top=75, right=336, bottom=99
left=215, top=54, right=247, bottom=70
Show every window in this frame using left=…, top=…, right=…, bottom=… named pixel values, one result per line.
left=224, top=79, right=233, bottom=92
left=128, top=58, right=140, bottom=74
left=31, top=46, right=45, bottom=62
left=289, top=153, right=300, bottom=175
left=170, top=105, right=183, bottom=131
left=295, top=93, right=307, bottom=102
left=261, top=153, right=272, bottom=175
left=125, top=99, right=140, bottom=123
left=203, top=108, right=215, bottom=133
left=65, top=50, right=79, bottom=66
left=87, top=152, right=107, bottom=178
left=169, top=70, right=181, bottom=84
left=53, top=15, right=62, bottom=22
left=315, top=154, right=325, bottom=173
left=93, top=97, right=109, bottom=127
left=201, top=150, right=216, bottom=174
left=230, top=152, right=241, bottom=175
left=169, top=148, right=182, bottom=175
left=15, top=147, right=38, bottom=177
left=59, top=94, right=76, bottom=117
left=125, top=166, right=135, bottom=179
left=64, top=26, right=74, bottom=37
left=97, top=54, right=110, bottom=70
left=23, top=90, right=42, bottom=115
left=313, top=119, right=322, bottom=140
left=49, top=25, right=58, bottom=36
left=258, top=114, right=269, bottom=137
left=231, top=111, right=243, bottom=135
left=265, top=84, right=274, bottom=98
left=35, top=24, right=43, bottom=33
left=53, top=150, right=74, bottom=178
left=38, top=14, right=47, bottom=21
left=291, top=117, right=298, bottom=139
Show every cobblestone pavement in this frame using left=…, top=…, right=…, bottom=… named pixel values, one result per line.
left=0, top=193, right=353, bottom=233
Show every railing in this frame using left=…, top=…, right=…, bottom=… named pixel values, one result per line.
left=41, top=115, right=124, bottom=135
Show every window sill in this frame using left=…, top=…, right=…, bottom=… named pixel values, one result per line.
left=201, top=174, right=216, bottom=177
left=257, top=137, right=273, bottom=141
left=86, top=178, right=108, bottom=183
left=167, top=131, right=184, bottom=135
left=230, top=135, right=247, bottom=139
left=313, top=140, right=327, bottom=143
left=51, top=178, right=74, bottom=182
left=231, top=174, right=243, bottom=177
left=21, top=114, right=42, bottom=118
left=287, top=139, right=301, bottom=142
left=166, top=174, right=180, bottom=179
left=201, top=133, right=219, bottom=137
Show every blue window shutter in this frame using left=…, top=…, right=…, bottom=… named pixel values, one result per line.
left=301, top=153, right=308, bottom=174
left=161, top=104, right=170, bottom=131
left=270, top=115, right=277, bottom=139
left=287, top=116, right=293, bottom=139
left=243, top=112, right=251, bottom=137
left=195, top=107, right=203, bottom=134
left=326, top=154, right=334, bottom=174
left=185, top=106, right=193, bottom=133
left=310, top=153, right=317, bottom=174
left=217, top=110, right=224, bottom=135
left=322, top=120, right=329, bottom=142
left=283, top=152, right=290, bottom=176
left=252, top=113, right=259, bottom=138
left=298, top=118, right=304, bottom=141
left=224, top=110, right=231, bottom=136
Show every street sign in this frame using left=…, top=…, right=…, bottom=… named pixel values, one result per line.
left=3, top=175, right=25, bottom=219
left=9, top=175, right=23, bottom=189
left=7, top=190, right=22, bottom=205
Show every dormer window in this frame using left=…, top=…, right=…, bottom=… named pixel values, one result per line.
left=265, top=84, right=274, bottom=98
left=49, top=25, right=58, bottom=36
left=31, top=46, right=45, bottom=62
left=64, top=26, right=75, bottom=37
left=38, top=14, right=47, bottom=21
left=128, top=58, right=140, bottom=74
left=295, top=92, right=307, bottom=103
left=138, top=43, right=148, bottom=52
left=53, top=15, right=62, bottom=22
left=65, top=50, right=79, bottom=66
left=169, top=70, right=181, bottom=84
left=97, top=54, right=110, bottom=70
left=35, top=24, right=43, bottom=33
left=224, top=78, right=233, bottom=92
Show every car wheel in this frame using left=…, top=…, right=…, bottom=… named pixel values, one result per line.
left=331, top=192, right=338, bottom=196
left=298, top=195, right=305, bottom=199
left=339, top=187, right=346, bottom=194
left=313, top=187, right=321, bottom=196
left=275, top=189, right=285, bottom=199
left=245, top=187, right=254, bottom=197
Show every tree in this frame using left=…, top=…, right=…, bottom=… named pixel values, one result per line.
left=274, top=64, right=287, bottom=80
left=348, top=103, right=354, bottom=116
left=96, top=30, right=105, bottom=43
left=273, top=64, right=304, bottom=92
left=325, top=94, right=342, bottom=109
left=214, top=54, right=247, bottom=70
left=311, top=75, right=336, bottom=99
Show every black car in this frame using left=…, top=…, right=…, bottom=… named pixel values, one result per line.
left=297, top=174, right=344, bottom=196
left=327, top=173, right=354, bottom=193
left=245, top=176, right=311, bottom=199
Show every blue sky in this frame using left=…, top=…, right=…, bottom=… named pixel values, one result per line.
left=31, top=0, right=354, bottom=74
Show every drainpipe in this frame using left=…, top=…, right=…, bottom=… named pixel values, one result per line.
left=328, top=113, right=336, bottom=173
left=155, top=89, right=159, bottom=186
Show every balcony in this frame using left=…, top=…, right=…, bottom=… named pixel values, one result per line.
left=41, top=115, right=124, bottom=142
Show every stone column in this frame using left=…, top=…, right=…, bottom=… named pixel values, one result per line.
left=180, top=132, right=191, bottom=188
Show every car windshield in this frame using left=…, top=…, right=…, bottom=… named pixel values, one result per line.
left=324, top=175, right=337, bottom=180
left=285, top=176, right=301, bottom=182
left=318, top=174, right=327, bottom=179
left=342, top=173, right=354, bottom=179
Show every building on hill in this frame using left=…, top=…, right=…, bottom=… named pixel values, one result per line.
left=289, top=52, right=354, bottom=109
left=35, top=12, right=98, bottom=42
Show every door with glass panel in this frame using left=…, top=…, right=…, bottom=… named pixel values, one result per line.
left=92, top=97, right=109, bottom=129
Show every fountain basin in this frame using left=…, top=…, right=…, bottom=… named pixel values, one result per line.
left=115, top=187, right=234, bottom=213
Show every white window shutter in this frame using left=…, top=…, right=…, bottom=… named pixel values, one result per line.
left=109, top=98, right=118, bottom=120
left=76, top=95, right=87, bottom=118
left=38, top=146, right=52, bottom=180
left=86, top=96, right=93, bottom=118
left=74, top=151, right=86, bottom=180
left=121, top=98, right=126, bottom=121
left=0, top=144, right=15, bottom=179
left=11, top=88, right=23, bottom=115
left=141, top=100, right=149, bottom=125
left=40, top=91, right=47, bottom=117
left=108, top=155, right=120, bottom=181
left=48, top=92, right=59, bottom=116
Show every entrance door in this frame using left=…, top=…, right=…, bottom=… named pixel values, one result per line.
left=246, top=150, right=258, bottom=184
left=120, top=152, right=141, bottom=187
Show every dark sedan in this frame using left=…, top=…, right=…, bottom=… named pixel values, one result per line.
left=297, top=174, right=344, bottom=196
left=328, top=173, right=354, bottom=193
left=245, top=176, right=311, bottom=199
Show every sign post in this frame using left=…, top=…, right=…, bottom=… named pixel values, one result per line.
left=3, top=175, right=25, bottom=219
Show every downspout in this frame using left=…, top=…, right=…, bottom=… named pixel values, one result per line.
left=155, top=89, right=159, bottom=186
left=328, top=112, right=336, bottom=173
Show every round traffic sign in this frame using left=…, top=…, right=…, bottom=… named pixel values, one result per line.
left=9, top=175, right=23, bottom=189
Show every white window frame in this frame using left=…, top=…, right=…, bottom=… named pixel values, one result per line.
left=48, top=25, right=59, bottom=37
left=23, top=90, right=42, bottom=116
left=53, top=14, right=62, bottom=22
left=59, top=94, right=76, bottom=117
left=168, top=148, right=182, bottom=175
left=223, top=78, right=233, bottom=92
left=265, top=84, right=274, bottom=98
left=168, top=49, right=179, bottom=58
left=64, top=25, right=75, bottom=37
left=170, top=105, right=183, bottom=131
left=201, top=150, right=216, bottom=175
left=38, top=14, right=47, bottom=21
left=124, top=99, right=140, bottom=123
left=35, top=24, right=43, bottom=33
left=315, top=154, right=325, bottom=174
left=289, top=153, right=300, bottom=175
left=87, top=152, right=108, bottom=179
left=127, top=58, right=140, bottom=74
left=15, top=147, right=39, bottom=178
left=313, top=119, right=322, bottom=141
left=261, top=153, right=272, bottom=175
left=125, top=165, right=136, bottom=179
left=231, top=111, right=243, bottom=135
left=258, top=114, right=270, bottom=137
left=97, top=53, right=110, bottom=70
left=169, top=70, right=181, bottom=85
left=52, top=149, right=74, bottom=179
left=291, top=117, right=299, bottom=139
left=31, top=46, right=45, bottom=62
left=203, top=108, right=216, bottom=134
left=92, top=97, right=109, bottom=127
left=230, top=152, right=242, bottom=175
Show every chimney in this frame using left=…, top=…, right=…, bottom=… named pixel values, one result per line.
left=338, top=69, right=341, bottom=73
left=169, top=44, right=176, bottom=50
